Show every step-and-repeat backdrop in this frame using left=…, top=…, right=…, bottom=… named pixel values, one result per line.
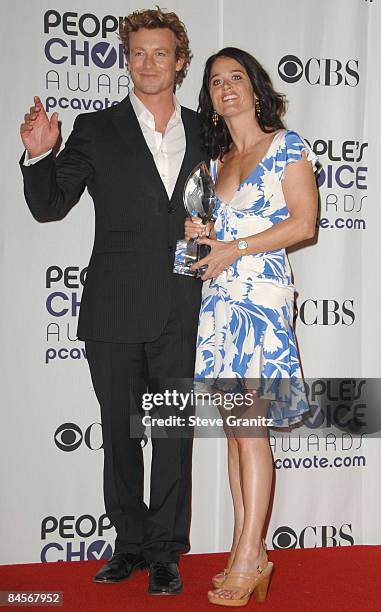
left=1, top=0, right=380, bottom=564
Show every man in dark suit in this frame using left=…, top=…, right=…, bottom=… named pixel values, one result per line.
left=20, top=8, right=205, bottom=595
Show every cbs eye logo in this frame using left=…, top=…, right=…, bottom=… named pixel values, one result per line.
left=55, top=423, right=84, bottom=451
left=272, top=526, right=298, bottom=549
left=278, top=55, right=359, bottom=87
left=278, top=55, right=304, bottom=84
left=54, top=422, right=148, bottom=451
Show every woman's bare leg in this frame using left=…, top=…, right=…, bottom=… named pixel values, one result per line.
left=211, top=396, right=273, bottom=600
left=224, top=436, right=244, bottom=571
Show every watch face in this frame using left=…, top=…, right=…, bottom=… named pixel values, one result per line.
left=238, top=240, right=248, bottom=250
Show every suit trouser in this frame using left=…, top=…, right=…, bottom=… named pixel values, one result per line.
left=85, top=306, right=197, bottom=563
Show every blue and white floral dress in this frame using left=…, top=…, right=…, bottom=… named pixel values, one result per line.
left=194, top=130, right=318, bottom=427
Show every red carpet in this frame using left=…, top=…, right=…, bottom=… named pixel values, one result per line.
left=1, top=547, right=380, bottom=611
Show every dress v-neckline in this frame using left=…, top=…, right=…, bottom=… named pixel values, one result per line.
left=214, top=129, right=285, bottom=206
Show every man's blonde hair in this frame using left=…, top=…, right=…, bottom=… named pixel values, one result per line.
left=119, top=7, right=192, bottom=88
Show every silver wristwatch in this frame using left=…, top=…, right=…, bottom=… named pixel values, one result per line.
left=237, top=239, right=249, bottom=256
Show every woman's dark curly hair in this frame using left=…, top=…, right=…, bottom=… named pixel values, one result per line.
left=199, top=47, right=287, bottom=159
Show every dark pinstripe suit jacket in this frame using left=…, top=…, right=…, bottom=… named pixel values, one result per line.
left=20, top=95, right=205, bottom=343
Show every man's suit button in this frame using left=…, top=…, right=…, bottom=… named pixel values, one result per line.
left=167, top=207, right=174, bottom=214
left=168, top=245, right=174, bottom=253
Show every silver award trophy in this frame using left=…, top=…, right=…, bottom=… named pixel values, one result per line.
left=173, top=161, right=217, bottom=278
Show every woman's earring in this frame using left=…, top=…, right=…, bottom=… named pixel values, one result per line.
left=212, top=110, right=219, bottom=127
left=255, top=98, right=261, bottom=118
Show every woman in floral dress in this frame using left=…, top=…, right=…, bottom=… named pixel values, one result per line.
left=185, top=47, right=318, bottom=607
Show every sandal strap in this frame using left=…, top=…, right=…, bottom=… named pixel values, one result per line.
left=221, top=570, right=265, bottom=593
left=211, top=563, right=274, bottom=604
left=228, top=561, right=269, bottom=578
left=227, top=572, right=258, bottom=580
left=257, top=560, right=268, bottom=574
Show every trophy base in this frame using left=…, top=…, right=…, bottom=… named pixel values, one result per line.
left=173, top=239, right=207, bottom=278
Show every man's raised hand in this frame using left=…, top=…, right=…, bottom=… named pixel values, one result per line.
left=20, top=96, right=59, bottom=158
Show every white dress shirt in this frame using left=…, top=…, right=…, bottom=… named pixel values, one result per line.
left=129, top=90, right=185, bottom=198
left=24, top=90, right=186, bottom=199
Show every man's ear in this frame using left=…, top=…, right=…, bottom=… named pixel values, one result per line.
left=176, top=55, right=185, bottom=72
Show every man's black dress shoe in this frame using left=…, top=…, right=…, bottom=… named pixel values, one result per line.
left=148, top=562, right=183, bottom=595
left=93, top=552, right=147, bottom=583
